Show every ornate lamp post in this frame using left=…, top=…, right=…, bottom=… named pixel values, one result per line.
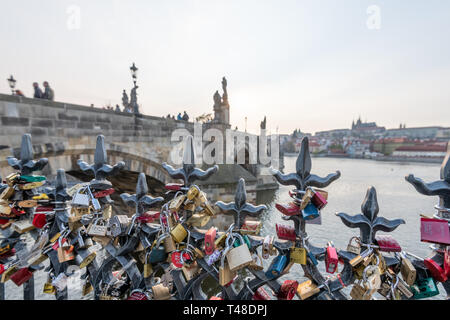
left=129, top=63, right=140, bottom=114
left=7, top=75, right=16, bottom=95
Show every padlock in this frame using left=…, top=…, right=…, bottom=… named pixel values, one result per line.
left=444, top=246, right=450, bottom=277
left=57, top=243, right=75, bottom=263
left=169, top=195, right=186, bottom=212
left=311, top=188, right=328, bottom=210
left=0, top=187, right=14, bottom=200
left=183, top=202, right=196, bottom=212
left=206, top=249, right=222, bottom=266
left=299, top=188, right=314, bottom=210
left=296, top=280, right=320, bottom=300
left=253, top=287, right=272, bottom=300
left=262, top=235, right=273, bottom=259
left=424, top=257, right=448, bottom=283
left=149, top=243, right=167, bottom=264
left=82, top=280, right=93, bottom=296
left=164, top=236, right=177, bottom=253
left=128, top=290, right=149, bottom=300
left=396, top=277, right=414, bottom=299
left=375, top=234, right=401, bottom=252
left=5, top=173, right=19, bottom=186
left=307, top=250, right=318, bottom=266
left=143, top=251, right=153, bottom=278
left=363, top=265, right=381, bottom=294
left=170, top=224, right=188, bottom=243
left=52, top=272, right=68, bottom=291
left=248, top=253, right=264, bottom=271
left=265, top=255, right=287, bottom=279
left=108, top=215, right=130, bottom=237
left=400, top=257, right=417, bottom=285
left=219, top=248, right=237, bottom=286
left=420, top=217, right=450, bottom=245
left=204, top=227, right=216, bottom=255
left=182, top=261, right=200, bottom=281
left=30, top=253, right=48, bottom=266
left=301, top=202, right=320, bottom=220
left=290, top=247, right=306, bottom=264
left=186, top=212, right=210, bottom=227
left=350, top=282, right=372, bottom=300
left=0, top=204, right=11, bottom=216
left=1, top=265, right=18, bottom=283
left=346, top=237, right=361, bottom=255
left=325, top=242, right=338, bottom=273
left=349, top=248, right=373, bottom=267
left=93, top=188, right=115, bottom=198
left=18, top=200, right=37, bottom=208
left=411, top=277, right=440, bottom=299
left=10, top=267, right=33, bottom=286
left=87, top=219, right=108, bottom=237
left=72, top=188, right=90, bottom=207
left=215, top=233, right=227, bottom=249
left=186, top=185, right=200, bottom=200
left=152, top=284, right=171, bottom=300
left=32, top=193, right=49, bottom=200
left=20, top=175, right=46, bottom=182
left=75, top=248, right=96, bottom=268
left=18, top=181, right=44, bottom=190
left=275, top=223, right=296, bottom=241
left=102, top=204, right=112, bottom=220
left=202, top=202, right=216, bottom=216
left=92, top=235, right=111, bottom=247
left=277, top=280, right=298, bottom=300
left=12, top=219, right=35, bottom=234
left=194, top=191, right=208, bottom=207
left=43, top=281, right=56, bottom=295
left=240, top=220, right=262, bottom=235
left=32, top=213, right=47, bottom=229
left=226, top=235, right=253, bottom=272
left=275, top=202, right=300, bottom=216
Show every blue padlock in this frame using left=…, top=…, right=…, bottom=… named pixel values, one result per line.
left=307, top=251, right=318, bottom=265
left=302, top=203, right=320, bottom=220
left=265, top=255, right=287, bottom=279
left=149, top=244, right=167, bottom=264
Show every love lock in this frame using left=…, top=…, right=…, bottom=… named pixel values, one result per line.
left=225, top=234, right=253, bottom=272
left=75, top=247, right=97, bottom=269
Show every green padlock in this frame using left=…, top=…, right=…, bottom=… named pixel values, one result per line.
left=149, top=244, right=167, bottom=264
left=21, top=175, right=46, bottom=183
left=232, top=235, right=251, bottom=250
left=410, top=278, right=439, bottom=299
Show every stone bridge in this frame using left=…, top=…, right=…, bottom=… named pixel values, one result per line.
left=0, top=94, right=279, bottom=206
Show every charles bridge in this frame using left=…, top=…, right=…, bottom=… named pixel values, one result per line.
left=0, top=93, right=279, bottom=215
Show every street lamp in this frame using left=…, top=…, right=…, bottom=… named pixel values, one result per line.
left=7, top=75, right=16, bottom=95
left=130, top=62, right=138, bottom=87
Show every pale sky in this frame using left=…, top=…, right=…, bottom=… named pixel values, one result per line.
left=1, top=0, right=449, bottom=135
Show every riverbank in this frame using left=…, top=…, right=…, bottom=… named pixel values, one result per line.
left=306, top=154, right=444, bottom=164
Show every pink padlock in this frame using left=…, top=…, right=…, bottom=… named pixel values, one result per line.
left=375, top=235, right=402, bottom=252
left=276, top=224, right=296, bottom=241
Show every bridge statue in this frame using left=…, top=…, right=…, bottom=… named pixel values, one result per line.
left=130, top=85, right=139, bottom=114
left=122, top=90, right=129, bottom=110
left=212, top=77, right=230, bottom=125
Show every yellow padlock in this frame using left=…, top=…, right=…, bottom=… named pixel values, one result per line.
left=186, top=186, right=200, bottom=200
left=43, top=282, right=56, bottom=295
left=290, top=247, right=307, bottom=264
left=19, top=181, right=45, bottom=190
left=170, top=224, right=188, bottom=243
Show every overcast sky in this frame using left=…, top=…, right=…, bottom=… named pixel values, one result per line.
left=0, top=0, right=449, bottom=135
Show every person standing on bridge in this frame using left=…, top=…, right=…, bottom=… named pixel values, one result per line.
left=177, top=112, right=182, bottom=121
left=182, top=111, right=189, bottom=122
left=32, top=82, right=43, bottom=99
left=42, top=81, right=54, bottom=100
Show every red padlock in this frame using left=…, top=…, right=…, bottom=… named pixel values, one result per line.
left=275, top=224, right=296, bottom=241
left=32, top=213, right=47, bottom=229
left=209, top=296, right=223, bottom=300
left=35, top=206, right=54, bottom=212
left=420, top=217, right=450, bottom=245
left=277, top=280, right=298, bottom=300
left=0, top=218, right=9, bottom=225
left=253, top=287, right=272, bottom=300
left=10, top=267, right=33, bottom=286
left=0, top=264, right=4, bottom=275
left=204, top=227, right=216, bottom=255
left=127, top=291, right=148, bottom=300
left=424, top=258, right=448, bottom=283
left=11, top=207, right=25, bottom=216
left=137, top=211, right=160, bottom=223
left=325, top=242, right=338, bottom=274
left=93, top=188, right=115, bottom=198
left=275, top=202, right=300, bottom=216
left=374, top=235, right=402, bottom=252
left=311, top=189, right=328, bottom=210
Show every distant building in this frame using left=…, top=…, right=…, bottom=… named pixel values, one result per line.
left=392, top=144, right=447, bottom=158
left=315, top=128, right=351, bottom=138
left=384, top=126, right=444, bottom=139
left=373, top=137, right=414, bottom=155
left=351, top=117, right=385, bottom=137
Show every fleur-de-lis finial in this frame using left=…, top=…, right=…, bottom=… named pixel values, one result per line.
left=77, top=135, right=125, bottom=188
left=162, top=135, right=218, bottom=186
left=7, top=133, right=48, bottom=175
left=120, top=173, right=164, bottom=215
left=270, top=137, right=340, bottom=191
left=336, top=186, right=405, bottom=245
left=405, top=142, right=450, bottom=208
left=215, top=178, right=267, bottom=229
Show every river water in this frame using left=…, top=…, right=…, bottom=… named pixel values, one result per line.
left=3, top=157, right=446, bottom=299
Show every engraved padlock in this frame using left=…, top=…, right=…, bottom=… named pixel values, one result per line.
left=225, top=234, right=253, bottom=272
left=108, top=215, right=130, bottom=237
left=346, top=237, right=361, bottom=255
left=219, top=246, right=237, bottom=286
